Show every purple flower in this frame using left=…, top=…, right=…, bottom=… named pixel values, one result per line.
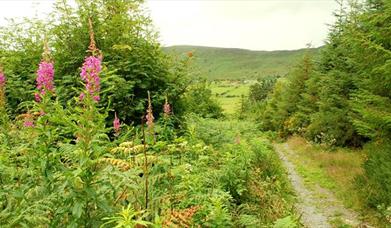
left=0, top=72, right=5, bottom=87
left=113, top=112, right=120, bottom=135
left=80, top=56, right=102, bottom=102
left=23, top=120, right=34, bottom=128
left=36, top=61, right=55, bottom=102
left=34, top=93, right=41, bottom=102
left=93, top=95, right=100, bottom=102
left=79, top=92, right=85, bottom=101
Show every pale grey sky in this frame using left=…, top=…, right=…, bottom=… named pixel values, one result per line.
left=146, top=0, right=338, bottom=50
left=0, top=0, right=339, bottom=51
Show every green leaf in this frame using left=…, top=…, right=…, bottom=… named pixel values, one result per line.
left=72, top=201, right=83, bottom=218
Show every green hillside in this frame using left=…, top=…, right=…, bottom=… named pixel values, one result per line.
left=164, top=45, right=320, bottom=80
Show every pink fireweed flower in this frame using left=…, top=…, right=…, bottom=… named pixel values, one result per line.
left=21, top=112, right=35, bottom=128
left=93, top=95, right=100, bottom=102
left=146, top=91, right=154, bottom=129
left=0, top=71, right=5, bottom=87
left=163, top=97, right=171, bottom=117
left=23, top=121, right=34, bottom=128
left=79, top=18, right=103, bottom=102
left=80, top=56, right=102, bottom=102
left=146, top=109, right=154, bottom=128
left=36, top=61, right=55, bottom=102
left=113, top=112, right=120, bottom=135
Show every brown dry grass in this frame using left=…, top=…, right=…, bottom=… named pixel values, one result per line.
left=163, top=206, right=200, bottom=228
left=288, top=136, right=365, bottom=190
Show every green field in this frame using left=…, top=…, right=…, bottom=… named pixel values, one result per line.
left=210, top=81, right=251, bottom=114
left=164, top=45, right=320, bottom=80
left=165, top=45, right=320, bottom=114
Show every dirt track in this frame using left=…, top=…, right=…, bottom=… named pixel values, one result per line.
left=274, top=143, right=361, bottom=228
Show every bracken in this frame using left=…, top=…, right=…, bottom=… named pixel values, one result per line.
left=99, top=158, right=131, bottom=171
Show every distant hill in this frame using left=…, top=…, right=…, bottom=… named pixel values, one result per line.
left=163, top=45, right=320, bottom=80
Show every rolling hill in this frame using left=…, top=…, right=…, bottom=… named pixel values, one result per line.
left=164, top=45, right=320, bottom=80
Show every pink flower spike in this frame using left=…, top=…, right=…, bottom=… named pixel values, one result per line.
left=146, top=91, right=154, bottom=129
left=35, top=61, right=55, bottom=102
left=0, top=72, right=5, bottom=87
left=113, top=112, right=120, bottom=135
left=146, top=111, right=154, bottom=128
left=80, top=56, right=102, bottom=102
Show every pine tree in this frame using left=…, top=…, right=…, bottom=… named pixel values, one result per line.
left=261, top=50, right=314, bottom=137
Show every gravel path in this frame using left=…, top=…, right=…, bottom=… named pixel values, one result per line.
left=274, top=143, right=362, bottom=228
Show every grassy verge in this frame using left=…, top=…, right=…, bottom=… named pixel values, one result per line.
left=284, top=136, right=385, bottom=227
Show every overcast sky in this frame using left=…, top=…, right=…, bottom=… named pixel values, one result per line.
left=0, top=0, right=339, bottom=51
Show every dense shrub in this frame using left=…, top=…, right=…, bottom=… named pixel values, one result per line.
left=239, top=76, right=278, bottom=120
left=176, top=82, right=224, bottom=119
left=260, top=51, right=314, bottom=137
left=248, top=75, right=279, bottom=103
